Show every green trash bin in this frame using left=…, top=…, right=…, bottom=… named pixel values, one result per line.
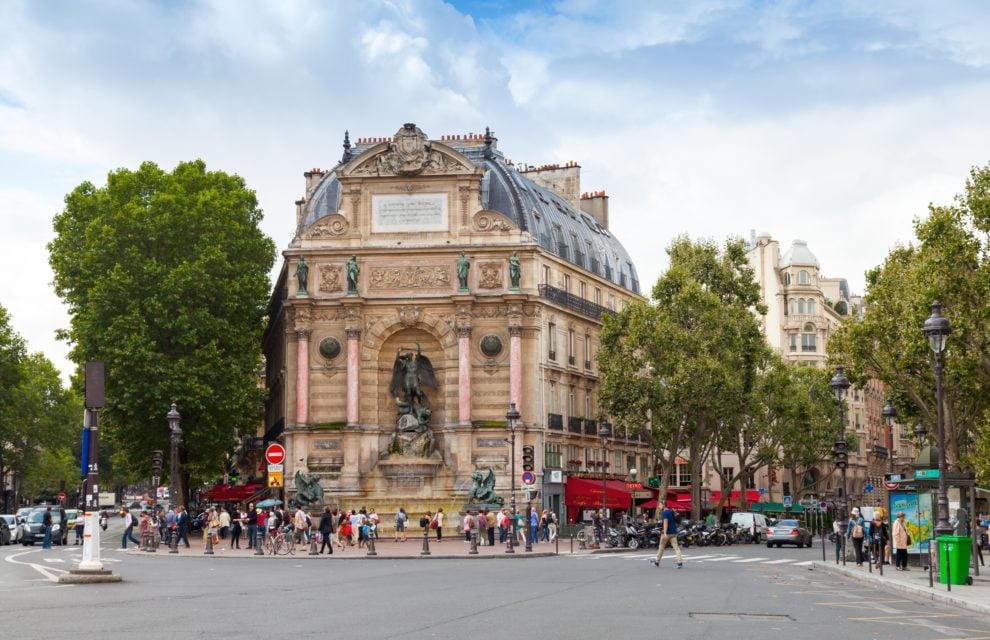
left=937, top=536, right=973, bottom=586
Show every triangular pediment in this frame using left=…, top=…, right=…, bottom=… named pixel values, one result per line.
left=341, top=123, right=480, bottom=178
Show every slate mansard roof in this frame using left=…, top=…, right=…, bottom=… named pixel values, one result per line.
left=301, top=139, right=641, bottom=295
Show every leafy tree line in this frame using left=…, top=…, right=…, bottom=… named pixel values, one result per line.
left=598, top=236, right=840, bottom=521
left=0, top=305, right=80, bottom=506
left=829, top=164, right=990, bottom=483
left=48, top=160, right=276, bottom=505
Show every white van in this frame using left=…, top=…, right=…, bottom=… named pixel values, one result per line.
left=730, top=512, right=770, bottom=543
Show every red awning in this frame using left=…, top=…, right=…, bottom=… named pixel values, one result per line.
left=564, top=477, right=633, bottom=509
left=708, top=489, right=761, bottom=508
left=208, top=484, right=264, bottom=503
left=200, top=484, right=231, bottom=500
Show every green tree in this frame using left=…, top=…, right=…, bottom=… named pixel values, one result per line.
left=828, top=164, right=990, bottom=481
left=48, top=160, right=276, bottom=503
left=599, top=236, right=766, bottom=519
left=0, top=307, right=79, bottom=508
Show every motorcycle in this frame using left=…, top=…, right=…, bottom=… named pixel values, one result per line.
left=99, top=511, right=109, bottom=531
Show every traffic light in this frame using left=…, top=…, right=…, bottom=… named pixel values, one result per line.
left=522, top=446, right=534, bottom=472
left=832, top=440, right=848, bottom=469
left=151, top=450, right=163, bottom=477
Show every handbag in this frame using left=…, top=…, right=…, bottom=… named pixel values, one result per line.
left=852, top=523, right=864, bottom=538
left=906, top=534, right=912, bottom=546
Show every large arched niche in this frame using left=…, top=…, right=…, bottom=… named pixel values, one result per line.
left=377, top=328, right=449, bottom=429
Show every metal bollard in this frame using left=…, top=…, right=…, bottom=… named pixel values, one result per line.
left=367, top=531, right=378, bottom=556
left=169, top=528, right=179, bottom=554
left=421, top=528, right=431, bottom=556
left=254, top=530, right=265, bottom=556
left=469, top=530, right=479, bottom=555
left=309, top=531, right=319, bottom=556
left=204, top=531, right=215, bottom=555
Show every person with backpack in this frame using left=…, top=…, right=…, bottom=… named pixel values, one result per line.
left=395, top=507, right=408, bottom=542
left=120, top=507, right=140, bottom=549
left=847, top=507, right=866, bottom=566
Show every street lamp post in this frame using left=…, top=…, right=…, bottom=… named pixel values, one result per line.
left=923, top=301, right=952, bottom=537
left=505, top=403, right=520, bottom=554
left=830, top=366, right=851, bottom=566
left=167, top=403, right=182, bottom=553
left=599, top=422, right=611, bottom=528
left=882, top=398, right=898, bottom=479
left=628, top=468, right=637, bottom=518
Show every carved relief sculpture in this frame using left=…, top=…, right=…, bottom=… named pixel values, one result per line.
left=369, top=266, right=451, bottom=290
left=351, top=123, right=467, bottom=177
left=478, top=262, right=503, bottom=289
left=305, top=215, right=349, bottom=238
left=320, top=265, right=343, bottom=293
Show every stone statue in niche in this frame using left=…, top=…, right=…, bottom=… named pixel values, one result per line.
left=294, top=257, right=309, bottom=295
left=457, top=251, right=470, bottom=291
left=509, top=251, right=521, bottom=291
left=386, top=342, right=440, bottom=458
left=346, top=255, right=359, bottom=295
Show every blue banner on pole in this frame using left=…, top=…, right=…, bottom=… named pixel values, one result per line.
left=80, top=427, right=90, bottom=478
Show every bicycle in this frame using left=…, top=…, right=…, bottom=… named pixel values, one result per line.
left=267, top=526, right=295, bottom=556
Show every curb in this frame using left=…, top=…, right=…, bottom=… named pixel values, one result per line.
left=119, top=549, right=559, bottom=560
left=810, top=561, right=990, bottom=617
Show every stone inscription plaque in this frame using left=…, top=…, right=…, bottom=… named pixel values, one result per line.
left=313, top=439, right=342, bottom=450
left=372, top=193, right=448, bottom=232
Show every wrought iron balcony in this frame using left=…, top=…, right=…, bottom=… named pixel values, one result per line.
left=539, top=284, right=617, bottom=322
left=548, top=413, right=564, bottom=430
left=567, top=416, right=583, bottom=433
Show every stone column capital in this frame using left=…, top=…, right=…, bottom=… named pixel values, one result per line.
left=456, top=326, right=472, bottom=339
left=295, top=328, right=312, bottom=340
left=508, top=325, right=523, bottom=338
left=345, top=328, right=362, bottom=339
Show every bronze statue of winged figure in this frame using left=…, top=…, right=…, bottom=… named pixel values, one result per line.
left=390, top=341, right=437, bottom=426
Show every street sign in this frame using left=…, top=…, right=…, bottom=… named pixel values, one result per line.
left=268, top=471, right=283, bottom=488
left=820, top=501, right=828, bottom=509
left=884, top=473, right=906, bottom=483
left=882, top=481, right=900, bottom=490
left=864, top=483, right=874, bottom=493
left=646, top=476, right=660, bottom=489
left=758, top=488, right=766, bottom=496
left=521, top=471, right=535, bottom=485
left=915, top=468, right=940, bottom=479
left=782, top=495, right=792, bottom=507
left=625, top=482, right=643, bottom=490
left=267, top=464, right=284, bottom=473
left=58, top=491, right=66, bottom=502
left=265, top=443, right=286, bottom=465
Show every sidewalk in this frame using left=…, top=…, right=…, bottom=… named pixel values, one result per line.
left=811, top=559, right=990, bottom=616
left=126, top=532, right=570, bottom=559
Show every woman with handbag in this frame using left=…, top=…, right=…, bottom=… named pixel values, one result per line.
left=847, top=507, right=866, bottom=566
left=892, top=512, right=910, bottom=570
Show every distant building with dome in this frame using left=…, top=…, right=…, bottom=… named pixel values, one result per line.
left=254, top=123, right=650, bottom=523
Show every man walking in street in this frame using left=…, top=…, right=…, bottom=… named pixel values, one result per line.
left=42, top=507, right=53, bottom=549
left=652, top=500, right=682, bottom=569
left=176, top=506, right=191, bottom=548
left=120, top=507, right=140, bottom=549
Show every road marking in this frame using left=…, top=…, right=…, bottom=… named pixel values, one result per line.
left=792, top=561, right=813, bottom=566
left=42, top=558, right=65, bottom=563
left=764, top=559, right=797, bottom=564
left=732, top=557, right=769, bottom=563
left=700, top=556, right=742, bottom=562
left=4, top=549, right=69, bottom=582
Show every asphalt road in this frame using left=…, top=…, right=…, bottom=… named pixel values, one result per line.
left=3, top=531, right=990, bottom=640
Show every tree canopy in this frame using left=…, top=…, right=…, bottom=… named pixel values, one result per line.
left=828, top=163, right=990, bottom=481
left=0, top=305, right=79, bottom=506
left=48, top=160, right=276, bottom=501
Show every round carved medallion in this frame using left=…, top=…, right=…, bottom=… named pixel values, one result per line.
left=318, top=337, right=342, bottom=360
left=479, top=334, right=503, bottom=357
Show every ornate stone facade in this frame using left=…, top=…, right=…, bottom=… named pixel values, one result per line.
left=261, top=123, right=646, bottom=522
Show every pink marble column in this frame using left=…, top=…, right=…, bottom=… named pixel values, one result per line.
left=509, top=325, right=522, bottom=413
left=295, top=329, right=311, bottom=425
left=457, top=326, right=472, bottom=423
left=346, top=328, right=361, bottom=426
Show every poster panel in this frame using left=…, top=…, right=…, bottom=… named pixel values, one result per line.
left=889, top=490, right=933, bottom=555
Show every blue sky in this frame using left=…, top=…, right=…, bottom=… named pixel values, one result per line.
left=2, top=0, right=989, bottom=380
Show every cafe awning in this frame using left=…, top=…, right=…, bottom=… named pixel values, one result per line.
left=708, top=489, right=762, bottom=508
left=203, top=483, right=264, bottom=503
left=638, top=489, right=692, bottom=513
left=564, top=477, right=633, bottom=509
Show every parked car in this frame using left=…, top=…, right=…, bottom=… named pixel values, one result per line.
left=21, top=507, right=68, bottom=546
left=1, top=514, right=24, bottom=544
left=766, top=518, right=813, bottom=548
left=0, top=517, right=10, bottom=545
left=730, top=512, right=770, bottom=543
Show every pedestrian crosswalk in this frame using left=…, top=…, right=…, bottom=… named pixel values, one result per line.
left=568, top=551, right=815, bottom=567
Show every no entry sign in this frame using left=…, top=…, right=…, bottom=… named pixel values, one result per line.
left=265, top=443, right=286, bottom=466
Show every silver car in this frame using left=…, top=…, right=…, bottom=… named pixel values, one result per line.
left=766, top=518, right=813, bottom=548
left=2, top=515, right=24, bottom=543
